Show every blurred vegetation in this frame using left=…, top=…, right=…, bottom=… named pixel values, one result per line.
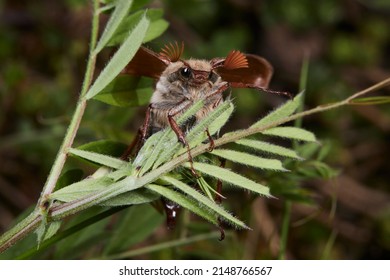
left=0, top=0, right=390, bottom=259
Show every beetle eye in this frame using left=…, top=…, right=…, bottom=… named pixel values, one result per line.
left=208, top=71, right=218, bottom=82
left=180, top=67, right=191, bottom=78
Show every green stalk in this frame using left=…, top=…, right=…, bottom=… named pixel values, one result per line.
left=294, top=53, right=309, bottom=129
left=0, top=212, right=41, bottom=254
left=37, top=0, right=100, bottom=209
left=16, top=206, right=127, bottom=259
left=279, top=56, right=309, bottom=260
left=321, top=229, right=338, bottom=259
left=37, top=99, right=86, bottom=208
left=0, top=0, right=101, bottom=254
left=279, top=200, right=291, bottom=260
left=103, top=231, right=228, bottom=259
left=210, top=76, right=390, bottom=149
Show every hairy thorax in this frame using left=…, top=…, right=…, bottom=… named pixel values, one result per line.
left=149, top=59, right=225, bottom=131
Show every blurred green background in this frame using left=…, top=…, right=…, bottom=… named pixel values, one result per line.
left=0, top=0, right=389, bottom=259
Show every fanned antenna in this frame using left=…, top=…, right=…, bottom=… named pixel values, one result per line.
left=159, top=41, right=184, bottom=62
left=223, top=50, right=248, bottom=70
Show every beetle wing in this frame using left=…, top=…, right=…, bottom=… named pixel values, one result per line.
left=215, top=54, right=273, bottom=88
left=121, top=46, right=168, bottom=79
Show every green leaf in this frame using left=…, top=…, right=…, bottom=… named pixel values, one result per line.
left=50, top=177, right=113, bottom=202
left=185, top=162, right=271, bottom=197
left=17, top=208, right=125, bottom=260
left=210, top=149, right=287, bottom=171
left=101, top=0, right=152, bottom=10
left=94, top=0, right=134, bottom=53
left=85, top=13, right=150, bottom=99
left=135, top=100, right=205, bottom=174
left=93, top=75, right=153, bottom=107
left=51, top=172, right=143, bottom=210
left=133, top=131, right=166, bottom=168
left=35, top=222, right=47, bottom=247
left=162, top=176, right=248, bottom=229
left=135, top=129, right=177, bottom=175
left=103, top=204, right=164, bottom=255
left=36, top=215, right=61, bottom=246
left=131, top=0, right=152, bottom=11
left=146, top=184, right=219, bottom=226
left=90, top=166, right=113, bottom=180
left=77, top=139, right=128, bottom=158
left=143, top=18, right=169, bottom=43
left=174, top=99, right=205, bottom=126
left=263, top=126, right=317, bottom=142
left=108, top=9, right=168, bottom=46
left=69, top=148, right=126, bottom=169
left=236, top=139, right=302, bottom=159
left=186, top=101, right=232, bottom=142
left=296, top=142, right=321, bottom=159
left=99, top=188, right=159, bottom=206
left=152, top=101, right=233, bottom=170
left=56, top=169, right=84, bottom=191
left=207, top=101, right=234, bottom=136
left=196, top=176, right=214, bottom=200
left=298, top=160, right=339, bottom=179
left=54, top=207, right=111, bottom=259
left=349, top=96, right=390, bottom=105
left=271, top=181, right=314, bottom=203
left=252, top=92, right=303, bottom=128
left=183, top=101, right=234, bottom=149
left=317, top=140, right=333, bottom=161
left=41, top=221, right=62, bottom=242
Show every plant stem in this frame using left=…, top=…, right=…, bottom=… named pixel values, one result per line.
left=279, top=56, right=309, bottom=259
left=37, top=100, right=87, bottom=208
left=37, top=0, right=100, bottom=209
left=279, top=200, right=291, bottom=260
left=0, top=0, right=101, bottom=254
left=294, top=52, right=309, bottom=129
left=346, top=76, right=390, bottom=102
left=16, top=206, right=127, bottom=259
left=213, top=76, right=390, bottom=148
left=103, top=231, right=228, bottom=259
left=0, top=212, right=41, bottom=254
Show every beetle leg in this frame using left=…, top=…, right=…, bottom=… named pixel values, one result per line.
left=205, top=129, right=215, bottom=152
left=140, top=104, right=153, bottom=142
left=121, top=104, right=153, bottom=160
left=167, top=101, right=199, bottom=178
left=204, top=81, right=229, bottom=100
left=201, top=82, right=230, bottom=153
left=230, top=82, right=292, bottom=99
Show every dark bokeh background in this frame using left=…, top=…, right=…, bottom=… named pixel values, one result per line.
left=1, top=0, right=389, bottom=259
